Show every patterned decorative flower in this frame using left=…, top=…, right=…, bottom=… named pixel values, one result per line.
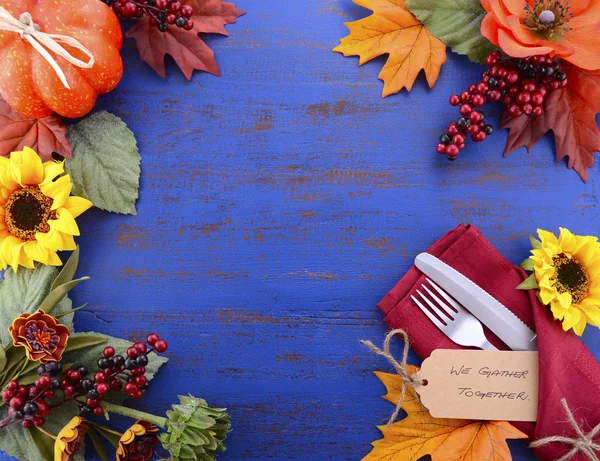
left=9, top=309, right=70, bottom=363
left=54, top=416, right=88, bottom=461
left=480, top=0, right=600, bottom=70
left=0, top=147, right=92, bottom=271
left=116, top=420, right=160, bottom=461
left=522, top=228, right=600, bottom=335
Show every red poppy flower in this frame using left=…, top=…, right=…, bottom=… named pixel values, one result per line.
left=8, top=309, right=70, bottom=363
left=481, top=0, right=600, bottom=70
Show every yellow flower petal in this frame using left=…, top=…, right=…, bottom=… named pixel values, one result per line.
left=550, top=299, right=567, bottom=320
left=41, top=161, right=64, bottom=185
left=60, top=232, right=76, bottom=251
left=1, top=236, right=25, bottom=271
left=62, top=196, right=93, bottom=218
left=10, top=147, right=44, bottom=186
left=51, top=209, right=80, bottom=236
left=562, top=308, right=582, bottom=332
left=537, top=229, right=558, bottom=246
left=40, top=175, right=72, bottom=210
left=35, top=229, right=64, bottom=252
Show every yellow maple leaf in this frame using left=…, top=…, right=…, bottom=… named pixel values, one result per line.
left=333, top=0, right=447, bottom=97
left=363, top=369, right=528, bottom=461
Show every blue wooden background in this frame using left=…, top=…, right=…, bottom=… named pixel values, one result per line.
left=4, top=0, right=600, bottom=460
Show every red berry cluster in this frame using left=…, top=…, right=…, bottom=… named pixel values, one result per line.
left=1, top=334, right=168, bottom=429
left=437, top=51, right=568, bottom=160
left=104, top=0, right=194, bottom=32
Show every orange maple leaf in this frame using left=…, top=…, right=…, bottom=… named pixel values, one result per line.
left=363, top=369, right=528, bottom=461
left=333, top=0, right=447, bottom=97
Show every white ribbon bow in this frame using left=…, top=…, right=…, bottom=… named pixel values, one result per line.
left=0, top=6, right=95, bottom=89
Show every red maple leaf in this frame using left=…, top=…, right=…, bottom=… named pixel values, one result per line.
left=0, top=97, right=71, bottom=161
left=126, top=0, right=245, bottom=79
left=502, top=63, right=600, bottom=182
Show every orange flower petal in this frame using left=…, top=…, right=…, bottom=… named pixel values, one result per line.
left=497, top=28, right=555, bottom=57
left=501, top=0, right=528, bottom=18
left=489, top=0, right=514, bottom=29
left=481, top=13, right=501, bottom=46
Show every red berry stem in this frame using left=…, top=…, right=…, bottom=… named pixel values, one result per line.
left=103, top=0, right=195, bottom=32
left=437, top=51, right=568, bottom=160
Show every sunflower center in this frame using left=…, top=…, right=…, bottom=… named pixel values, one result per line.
left=551, top=253, right=589, bottom=304
left=4, top=187, right=54, bottom=241
left=524, top=0, right=573, bottom=41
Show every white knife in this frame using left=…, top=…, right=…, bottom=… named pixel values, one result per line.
left=415, top=253, right=537, bottom=351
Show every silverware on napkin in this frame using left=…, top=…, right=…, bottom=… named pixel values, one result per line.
left=414, top=253, right=538, bottom=351
left=412, top=278, right=498, bottom=350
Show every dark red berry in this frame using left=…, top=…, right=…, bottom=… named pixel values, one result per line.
left=9, top=397, right=24, bottom=409
left=43, top=390, right=54, bottom=399
left=477, top=82, right=489, bottom=94
left=498, top=68, right=508, bottom=78
left=474, top=131, right=486, bottom=142
left=154, top=339, right=168, bottom=352
left=104, top=346, right=115, bottom=358
left=436, top=144, right=446, bottom=154
left=134, top=342, right=147, bottom=354
left=38, top=375, right=51, bottom=387
left=447, top=122, right=459, bottom=136
left=508, top=104, right=522, bottom=117
left=459, top=104, right=472, bottom=116
left=460, top=91, right=470, bottom=102
left=96, top=382, right=110, bottom=395
left=64, top=385, right=76, bottom=397
left=21, top=419, right=32, bottom=429
left=533, top=106, right=543, bottom=116
left=132, top=389, right=144, bottom=400
left=467, top=124, right=479, bottom=135
left=445, top=144, right=459, bottom=157
left=17, top=386, right=29, bottom=398
left=29, top=387, right=40, bottom=397
left=155, top=0, right=168, bottom=9
left=183, top=20, right=194, bottom=30
left=86, top=398, right=99, bottom=408
left=36, top=400, right=50, bottom=416
left=469, top=111, right=481, bottom=123
left=2, top=389, right=13, bottom=402
left=7, top=381, right=18, bottom=391
left=32, top=416, right=45, bottom=427
left=181, top=5, right=194, bottom=17
left=488, top=90, right=501, bottom=102
left=522, top=103, right=533, bottom=115
left=531, top=92, right=544, bottom=106
left=110, top=378, right=123, bottom=391
left=449, top=94, right=460, bottom=106
left=94, top=372, right=107, bottom=383
left=517, top=92, right=531, bottom=105
left=127, top=347, right=139, bottom=359
left=135, top=376, right=148, bottom=386
left=468, top=84, right=477, bottom=94
left=93, top=406, right=104, bottom=416
left=472, top=94, right=486, bottom=107
left=452, top=134, right=465, bottom=145
left=146, top=333, right=160, bottom=346
left=169, top=1, right=181, bottom=11
left=485, top=54, right=498, bottom=67
left=125, top=382, right=138, bottom=396
left=506, top=70, right=519, bottom=84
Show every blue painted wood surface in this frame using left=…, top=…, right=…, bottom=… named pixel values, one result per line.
left=3, top=0, right=600, bottom=460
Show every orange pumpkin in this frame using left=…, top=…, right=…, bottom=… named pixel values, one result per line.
left=0, top=0, right=123, bottom=119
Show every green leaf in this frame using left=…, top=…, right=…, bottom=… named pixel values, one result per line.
left=29, top=427, right=54, bottom=461
left=520, top=258, right=534, bottom=271
left=66, top=111, right=141, bottom=215
left=51, top=247, right=80, bottom=292
left=517, top=274, right=539, bottom=290
left=40, top=277, right=89, bottom=314
left=90, top=423, right=121, bottom=448
left=55, top=303, right=87, bottom=319
left=63, top=333, right=109, bottom=353
left=88, top=427, right=110, bottom=461
left=405, top=0, right=499, bottom=64
left=0, top=265, right=75, bottom=348
left=0, top=343, right=6, bottom=375
left=530, top=235, right=542, bottom=249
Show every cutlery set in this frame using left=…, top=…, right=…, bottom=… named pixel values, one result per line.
left=413, top=253, right=537, bottom=352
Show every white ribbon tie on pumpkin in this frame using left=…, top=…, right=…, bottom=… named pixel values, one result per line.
left=0, top=6, right=94, bottom=89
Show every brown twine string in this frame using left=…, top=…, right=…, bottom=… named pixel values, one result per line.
left=530, top=398, right=600, bottom=461
left=361, top=329, right=425, bottom=426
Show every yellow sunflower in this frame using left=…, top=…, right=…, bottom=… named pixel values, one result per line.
left=0, top=147, right=92, bottom=271
left=521, top=227, right=600, bottom=336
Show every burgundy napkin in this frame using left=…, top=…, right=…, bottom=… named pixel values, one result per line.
left=378, top=224, right=600, bottom=461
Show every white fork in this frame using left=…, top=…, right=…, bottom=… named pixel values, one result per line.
left=411, top=278, right=498, bottom=351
